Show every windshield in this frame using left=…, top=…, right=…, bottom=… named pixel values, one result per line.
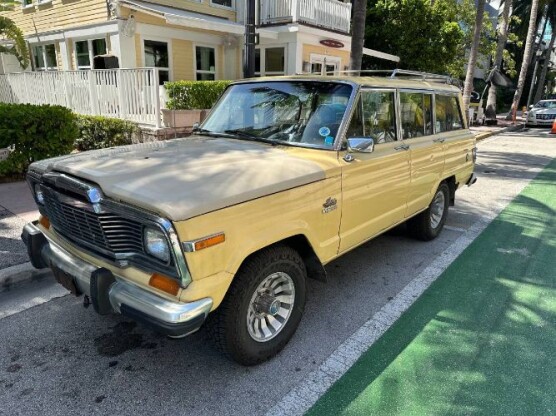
left=534, top=100, right=556, bottom=109
left=201, top=81, right=353, bottom=148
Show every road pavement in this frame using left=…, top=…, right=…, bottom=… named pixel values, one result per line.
left=0, top=128, right=554, bottom=416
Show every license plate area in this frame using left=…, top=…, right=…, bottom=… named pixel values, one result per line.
left=51, top=265, right=80, bottom=295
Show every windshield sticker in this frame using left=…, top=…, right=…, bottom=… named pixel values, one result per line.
left=324, top=136, right=335, bottom=146
left=319, top=127, right=331, bottom=137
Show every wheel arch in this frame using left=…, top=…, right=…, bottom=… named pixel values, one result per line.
left=236, top=234, right=327, bottom=283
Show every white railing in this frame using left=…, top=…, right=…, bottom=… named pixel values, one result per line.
left=260, top=0, right=351, bottom=33
left=0, top=68, right=161, bottom=127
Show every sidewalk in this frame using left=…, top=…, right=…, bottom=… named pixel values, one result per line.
left=469, top=114, right=524, bottom=141
left=307, top=158, right=556, bottom=415
left=0, top=181, right=41, bottom=287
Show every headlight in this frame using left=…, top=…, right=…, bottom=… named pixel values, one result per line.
left=34, top=184, right=45, bottom=205
left=144, top=227, right=170, bottom=263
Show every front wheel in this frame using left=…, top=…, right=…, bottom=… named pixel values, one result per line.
left=206, top=246, right=307, bottom=365
left=408, top=183, right=450, bottom=241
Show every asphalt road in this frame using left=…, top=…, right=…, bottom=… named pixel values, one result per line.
left=0, top=128, right=555, bottom=416
left=0, top=206, right=28, bottom=269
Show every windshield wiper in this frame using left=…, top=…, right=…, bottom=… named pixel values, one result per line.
left=224, top=129, right=279, bottom=146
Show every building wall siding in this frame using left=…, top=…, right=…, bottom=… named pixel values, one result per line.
left=1, top=0, right=109, bottom=36
left=173, top=39, right=194, bottom=81
left=302, top=44, right=350, bottom=70
left=144, top=0, right=236, bottom=21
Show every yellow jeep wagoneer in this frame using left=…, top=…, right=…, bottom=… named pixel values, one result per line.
left=22, top=71, right=476, bottom=365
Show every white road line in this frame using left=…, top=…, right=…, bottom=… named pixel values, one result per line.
left=267, top=159, right=541, bottom=415
left=444, top=225, right=468, bottom=232
left=266, top=219, right=492, bottom=416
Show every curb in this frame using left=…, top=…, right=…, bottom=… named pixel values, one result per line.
left=0, top=262, right=52, bottom=292
left=474, top=123, right=524, bottom=141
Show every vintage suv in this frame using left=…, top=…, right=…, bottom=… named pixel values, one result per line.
left=22, top=71, right=476, bottom=365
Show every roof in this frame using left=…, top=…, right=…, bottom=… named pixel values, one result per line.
left=233, top=74, right=462, bottom=93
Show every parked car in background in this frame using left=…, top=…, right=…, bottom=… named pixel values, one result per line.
left=22, top=71, right=477, bottom=365
left=526, top=99, right=556, bottom=127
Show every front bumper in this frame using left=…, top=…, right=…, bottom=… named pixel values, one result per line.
left=21, top=222, right=212, bottom=338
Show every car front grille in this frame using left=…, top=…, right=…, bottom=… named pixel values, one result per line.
left=42, top=187, right=144, bottom=259
left=535, top=113, right=556, bottom=120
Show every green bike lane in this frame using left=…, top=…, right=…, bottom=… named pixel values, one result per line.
left=307, top=158, right=556, bottom=416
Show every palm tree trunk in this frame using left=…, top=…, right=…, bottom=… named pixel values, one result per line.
left=485, top=0, right=513, bottom=120
left=349, top=0, right=368, bottom=74
left=508, top=0, right=540, bottom=121
left=463, top=0, right=486, bottom=120
left=533, top=25, right=555, bottom=103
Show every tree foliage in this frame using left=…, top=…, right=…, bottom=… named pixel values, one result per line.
left=363, top=0, right=495, bottom=78
left=0, top=2, right=30, bottom=70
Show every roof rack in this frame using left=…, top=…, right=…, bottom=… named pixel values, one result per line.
left=301, top=69, right=461, bottom=87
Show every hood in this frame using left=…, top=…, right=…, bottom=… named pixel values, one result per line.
left=30, top=137, right=327, bottom=221
left=531, top=107, right=556, bottom=115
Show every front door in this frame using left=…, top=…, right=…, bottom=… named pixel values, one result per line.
left=339, top=89, right=410, bottom=253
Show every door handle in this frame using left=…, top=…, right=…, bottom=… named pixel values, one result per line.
left=394, top=144, right=410, bottom=151
left=433, top=138, right=446, bottom=143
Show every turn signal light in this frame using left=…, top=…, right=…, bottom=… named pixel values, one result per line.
left=39, top=216, right=50, bottom=229
left=194, top=233, right=225, bottom=251
left=149, top=273, right=180, bottom=296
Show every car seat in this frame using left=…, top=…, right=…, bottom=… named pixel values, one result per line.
left=301, top=103, right=346, bottom=145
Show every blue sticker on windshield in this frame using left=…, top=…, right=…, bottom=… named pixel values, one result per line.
left=319, top=127, right=331, bottom=137
left=325, top=136, right=334, bottom=146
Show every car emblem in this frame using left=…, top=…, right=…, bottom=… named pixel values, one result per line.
left=322, top=197, right=338, bottom=214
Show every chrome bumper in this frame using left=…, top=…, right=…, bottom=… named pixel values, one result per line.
left=21, top=222, right=212, bottom=338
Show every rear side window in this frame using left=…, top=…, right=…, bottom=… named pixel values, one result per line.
left=400, top=92, right=433, bottom=139
left=435, top=95, right=463, bottom=132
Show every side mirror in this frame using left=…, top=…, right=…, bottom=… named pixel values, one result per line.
left=192, top=122, right=200, bottom=132
left=529, top=105, right=534, bottom=109
left=347, top=137, right=375, bottom=153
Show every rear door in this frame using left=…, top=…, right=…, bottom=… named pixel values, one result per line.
left=399, top=90, right=445, bottom=217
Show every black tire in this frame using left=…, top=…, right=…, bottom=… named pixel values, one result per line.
left=206, top=245, right=307, bottom=366
left=408, top=182, right=450, bottom=241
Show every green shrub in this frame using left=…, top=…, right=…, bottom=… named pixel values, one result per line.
left=165, top=80, right=231, bottom=110
left=0, top=103, right=78, bottom=178
left=75, top=115, right=139, bottom=151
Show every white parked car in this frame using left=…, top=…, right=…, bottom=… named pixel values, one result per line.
left=526, top=99, right=556, bottom=127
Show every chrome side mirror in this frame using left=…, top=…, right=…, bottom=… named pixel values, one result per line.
left=192, top=122, right=200, bottom=132
left=347, top=137, right=375, bottom=153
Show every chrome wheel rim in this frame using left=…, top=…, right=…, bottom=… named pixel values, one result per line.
left=247, top=272, right=295, bottom=343
left=430, top=190, right=446, bottom=229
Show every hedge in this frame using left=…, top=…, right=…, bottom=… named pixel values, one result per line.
left=0, top=103, right=78, bottom=177
left=75, top=115, right=139, bottom=151
left=165, top=80, right=231, bottom=110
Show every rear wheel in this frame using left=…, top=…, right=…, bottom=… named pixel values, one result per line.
left=206, top=246, right=307, bottom=365
left=408, top=183, right=450, bottom=241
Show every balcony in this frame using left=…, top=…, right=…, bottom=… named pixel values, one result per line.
left=259, top=0, right=351, bottom=34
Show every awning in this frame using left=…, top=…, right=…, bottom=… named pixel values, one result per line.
left=363, top=47, right=400, bottom=63
left=118, top=0, right=245, bottom=35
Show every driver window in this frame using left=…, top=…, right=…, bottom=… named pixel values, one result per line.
left=361, top=90, right=397, bottom=143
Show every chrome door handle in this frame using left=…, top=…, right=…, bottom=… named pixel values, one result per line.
left=433, top=138, right=446, bottom=143
left=394, top=144, right=410, bottom=151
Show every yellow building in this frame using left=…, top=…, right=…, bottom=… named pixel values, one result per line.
left=1, top=0, right=399, bottom=80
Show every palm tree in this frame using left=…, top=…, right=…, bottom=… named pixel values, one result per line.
left=485, top=0, right=513, bottom=120
left=508, top=0, right=540, bottom=120
left=533, top=6, right=556, bottom=102
left=349, top=0, right=368, bottom=74
left=0, top=16, right=29, bottom=69
left=463, top=0, right=487, bottom=118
